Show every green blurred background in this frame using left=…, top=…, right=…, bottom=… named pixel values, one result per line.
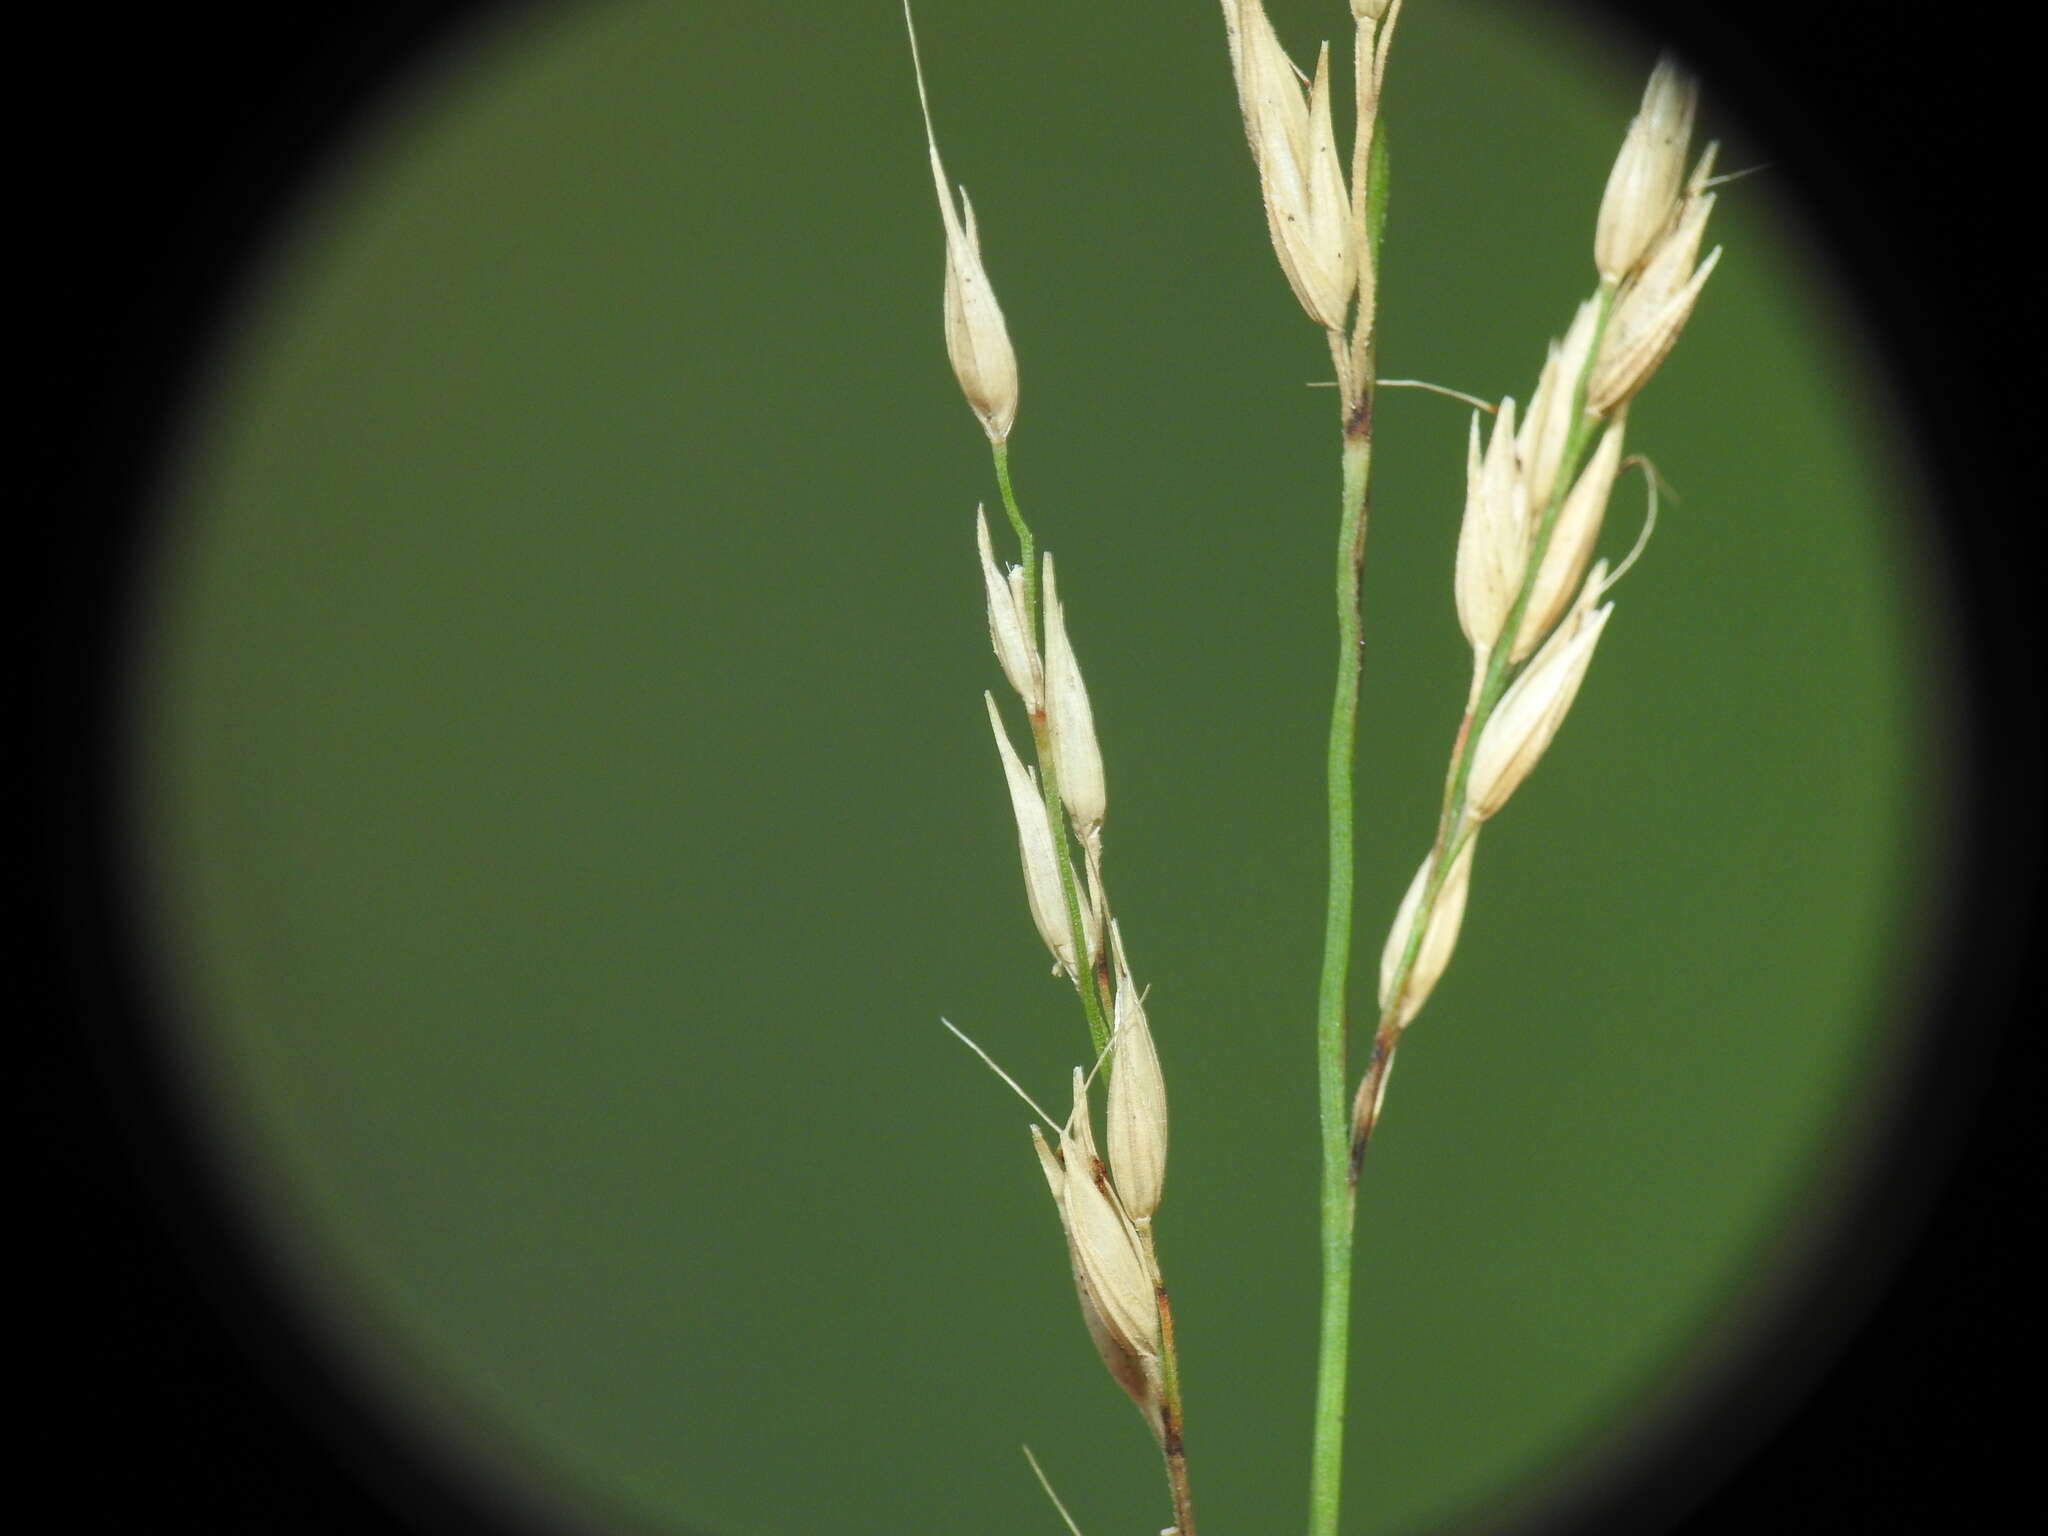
left=133, top=1, right=1936, bottom=1532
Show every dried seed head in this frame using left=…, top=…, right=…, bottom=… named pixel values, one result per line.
left=1104, top=924, right=1167, bottom=1221
left=986, top=692, right=1092, bottom=976
left=907, top=5, right=1019, bottom=442
left=1594, top=58, right=1699, bottom=283
left=940, top=191, right=1021, bottom=442
left=1588, top=249, right=1720, bottom=415
left=1032, top=1123, right=1161, bottom=1414
left=1226, top=3, right=1358, bottom=329
left=1454, top=399, right=1529, bottom=654
left=978, top=508, right=1041, bottom=712
left=1512, top=421, right=1625, bottom=661
left=1589, top=169, right=1720, bottom=414
left=1041, top=555, right=1106, bottom=839
left=1058, top=1069, right=1161, bottom=1363
left=1467, top=567, right=1614, bottom=820
left=1377, top=834, right=1478, bottom=1028
left=1517, top=299, right=1602, bottom=510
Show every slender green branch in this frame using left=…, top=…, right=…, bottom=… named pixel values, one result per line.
left=1308, top=32, right=1399, bottom=1522
left=993, top=442, right=1038, bottom=634
left=1308, top=426, right=1374, bottom=1536
left=997, top=440, right=1186, bottom=1529
left=1139, top=1223, right=1196, bottom=1536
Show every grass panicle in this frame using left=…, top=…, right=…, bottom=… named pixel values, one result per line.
left=908, top=10, right=1720, bottom=1536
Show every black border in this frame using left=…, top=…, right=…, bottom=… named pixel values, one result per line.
left=46, top=2, right=2033, bottom=1531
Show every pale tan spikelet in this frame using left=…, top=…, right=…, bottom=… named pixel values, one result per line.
left=1377, top=834, right=1478, bottom=1028
left=906, top=4, right=1019, bottom=442
left=940, top=188, right=1021, bottom=443
left=1517, top=299, right=1601, bottom=511
left=1452, top=413, right=1494, bottom=651
left=1588, top=247, right=1720, bottom=415
left=1613, top=169, right=1716, bottom=338
left=978, top=507, right=1042, bottom=712
left=1032, top=1124, right=1162, bottom=1415
left=1594, top=58, right=1698, bottom=283
left=1454, top=399, right=1528, bottom=653
left=1589, top=173, right=1720, bottom=414
left=987, top=692, right=1090, bottom=976
left=1041, top=555, right=1106, bottom=839
left=1511, top=420, right=1625, bottom=661
left=1226, top=3, right=1358, bottom=329
left=1059, top=1070, right=1162, bottom=1363
left=1104, top=923, right=1167, bottom=1221
left=1467, top=567, right=1614, bottom=819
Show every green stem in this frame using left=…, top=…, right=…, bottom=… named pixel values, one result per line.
left=1308, top=428, right=1373, bottom=1536
left=992, top=442, right=1037, bottom=634
left=1140, top=1223, right=1196, bottom=1536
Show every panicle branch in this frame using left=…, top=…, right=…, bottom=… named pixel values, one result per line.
left=908, top=11, right=1191, bottom=1527
left=1357, top=55, right=1721, bottom=1164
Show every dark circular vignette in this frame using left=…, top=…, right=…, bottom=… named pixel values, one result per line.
left=47, top=2, right=2029, bottom=1533
left=53, top=6, right=643, bottom=1533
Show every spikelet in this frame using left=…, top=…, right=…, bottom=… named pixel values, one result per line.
left=1377, top=834, right=1478, bottom=1028
left=1050, top=1070, right=1161, bottom=1365
left=1517, top=299, right=1601, bottom=512
left=977, top=508, right=1041, bottom=712
left=907, top=4, right=1019, bottom=441
left=1104, top=923, right=1167, bottom=1222
left=1589, top=67, right=1719, bottom=413
left=1032, top=1122, right=1162, bottom=1417
left=1467, top=565, right=1614, bottom=820
left=1041, top=555, right=1106, bottom=839
left=1453, top=399, right=1529, bottom=654
left=987, top=693, right=1094, bottom=976
left=1589, top=154, right=1720, bottom=414
left=1594, top=59, right=1698, bottom=283
left=1221, top=1, right=1357, bottom=329
left=1512, top=421, right=1624, bottom=661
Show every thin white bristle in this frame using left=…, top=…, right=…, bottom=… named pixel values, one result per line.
left=1600, top=455, right=1664, bottom=593
left=1379, top=378, right=1501, bottom=414
left=939, top=1016, right=1059, bottom=1132
left=1021, top=1445, right=1088, bottom=1536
